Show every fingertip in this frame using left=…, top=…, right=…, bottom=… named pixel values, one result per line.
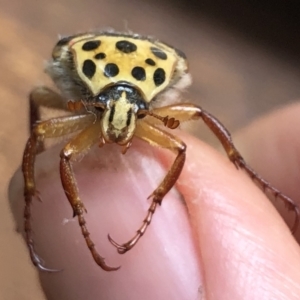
left=160, top=131, right=300, bottom=299
left=10, top=141, right=202, bottom=300
left=234, top=103, right=300, bottom=198
left=233, top=103, right=300, bottom=241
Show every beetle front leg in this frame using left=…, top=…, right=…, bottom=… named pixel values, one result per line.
left=22, top=114, right=94, bottom=272
left=60, top=123, right=120, bottom=271
left=150, top=103, right=300, bottom=233
left=108, top=121, right=186, bottom=254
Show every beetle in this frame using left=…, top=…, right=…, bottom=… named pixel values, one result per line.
left=22, top=31, right=299, bottom=272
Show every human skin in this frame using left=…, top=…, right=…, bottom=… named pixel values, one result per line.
left=9, top=103, right=300, bottom=300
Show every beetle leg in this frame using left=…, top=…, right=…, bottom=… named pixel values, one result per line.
left=29, top=87, right=88, bottom=152
left=108, top=121, right=186, bottom=254
left=29, top=86, right=70, bottom=133
left=60, top=122, right=120, bottom=271
left=22, top=114, right=94, bottom=272
left=149, top=103, right=300, bottom=233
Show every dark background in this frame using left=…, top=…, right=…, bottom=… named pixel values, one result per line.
left=175, top=0, right=300, bottom=62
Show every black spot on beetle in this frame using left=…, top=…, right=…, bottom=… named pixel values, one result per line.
left=153, top=68, right=165, bottom=86
left=116, top=40, right=137, bottom=53
left=82, top=40, right=101, bottom=51
left=82, top=59, right=96, bottom=79
left=150, top=47, right=167, bottom=60
left=131, top=66, right=146, bottom=81
left=145, top=58, right=156, bottom=66
left=94, top=52, right=106, bottom=59
left=104, top=63, right=119, bottom=77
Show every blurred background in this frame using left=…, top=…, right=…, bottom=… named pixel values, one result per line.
left=1, top=0, right=300, bottom=299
